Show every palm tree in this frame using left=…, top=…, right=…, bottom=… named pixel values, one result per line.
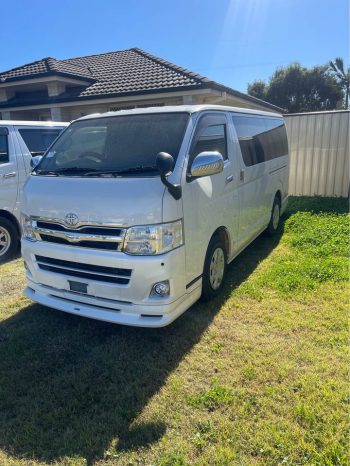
left=329, top=58, right=350, bottom=109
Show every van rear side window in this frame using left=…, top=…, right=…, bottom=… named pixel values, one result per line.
left=18, top=128, right=62, bottom=156
left=0, top=134, right=9, bottom=164
left=232, top=115, right=288, bottom=166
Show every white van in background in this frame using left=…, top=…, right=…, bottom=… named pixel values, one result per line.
left=0, top=121, right=68, bottom=262
left=21, top=105, right=288, bottom=327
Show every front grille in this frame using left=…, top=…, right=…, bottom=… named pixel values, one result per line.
left=36, top=221, right=124, bottom=237
left=36, top=255, right=132, bottom=285
left=39, top=235, right=119, bottom=250
left=33, top=220, right=125, bottom=251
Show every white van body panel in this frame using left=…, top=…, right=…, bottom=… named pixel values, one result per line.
left=181, top=111, right=240, bottom=284
left=0, top=121, right=68, bottom=224
left=0, top=126, right=20, bottom=215
left=22, top=176, right=165, bottom=226
left=21, top=105, right=289, bottom=327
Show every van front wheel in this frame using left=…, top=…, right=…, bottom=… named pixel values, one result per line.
left=0, top=218, right=18, bottom=264
left=201, top=236, right=227, bottom=301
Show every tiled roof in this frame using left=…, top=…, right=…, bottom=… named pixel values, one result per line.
left=0, top=57, right=94, bottom=82
left=0, top=49, right=205, bottom=94
left=0, top=48, right=283, bottom=111
left=62, top=48, right=207, bottom=96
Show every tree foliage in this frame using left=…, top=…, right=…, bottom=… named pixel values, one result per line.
left=247, top=80, right=266, bottom=100
left=247, top=62, right=344, bottom=113
left=328, top=57, right=349, bottom=109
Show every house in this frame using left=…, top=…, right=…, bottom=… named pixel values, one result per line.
left=0, top=48, right=282, bottom=121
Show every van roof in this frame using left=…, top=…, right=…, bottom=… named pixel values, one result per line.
left=0, top=120, right=69, bottom=127
left=77, top=105, right=283, bottom=122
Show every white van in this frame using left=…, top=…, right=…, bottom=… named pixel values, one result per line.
left=0, top=121, right=68, bottom=262
left=21, top=105, right=288, bottom=327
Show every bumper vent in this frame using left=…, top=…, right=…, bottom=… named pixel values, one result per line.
left=35, top=255, right=132, bottom=285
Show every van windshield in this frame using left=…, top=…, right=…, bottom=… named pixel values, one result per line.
left=35, top=112, right=190, bottom=176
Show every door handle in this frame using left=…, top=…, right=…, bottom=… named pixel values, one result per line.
left=225, top=175, right=234, bottom=184
left=239, top=170, right=245, bottom=182
left=3, top=172, right=16, bottom=179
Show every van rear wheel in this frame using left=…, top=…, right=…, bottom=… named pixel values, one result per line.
left=201, top=235, right=227, bottom=301
left=266, top=195, right=281, bottom=236
left=0, top=218, right=18, bottom=264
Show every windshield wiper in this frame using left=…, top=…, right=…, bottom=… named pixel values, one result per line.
left=35, top=167, right=94, bottom=176
left=83, top=166, right=159, bottom=177
left=35, top=165, right=159, bottom=177
left=33, top=170, right=59, bottom=176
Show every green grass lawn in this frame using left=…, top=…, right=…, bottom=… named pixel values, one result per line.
left=0, top=197, right=348, bottom=466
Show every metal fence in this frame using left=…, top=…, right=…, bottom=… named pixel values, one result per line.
left=284, top=110, right=349, bottom=197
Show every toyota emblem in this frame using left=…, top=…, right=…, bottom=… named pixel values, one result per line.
left=64, top=213, right=79, bottom=227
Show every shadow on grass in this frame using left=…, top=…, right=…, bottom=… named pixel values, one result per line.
left=0, top=228, right=284, bottom=465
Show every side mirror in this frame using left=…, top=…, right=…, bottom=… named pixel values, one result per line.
left=30, top=155, right=43, bottom=171
left=190, top=151, right=224, bottom=178
left=156, top=152, right=182, bottom=200
left=156, top=152, right=174, bottom=176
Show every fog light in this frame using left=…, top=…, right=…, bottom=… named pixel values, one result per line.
left=151, top=280, right=170, bottom=297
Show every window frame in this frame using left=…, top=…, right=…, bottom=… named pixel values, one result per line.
left=187, top=112, right=229, bottom=175
left=231, top=113, right=287, bottom=168
left=0, top=129, right=9, bottom=165
left=17, top=127, right=63, bottom=157
left=35, top=112, right=191, bottom=176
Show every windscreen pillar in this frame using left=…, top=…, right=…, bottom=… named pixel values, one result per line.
left=50, top=107, right=63, bottom=122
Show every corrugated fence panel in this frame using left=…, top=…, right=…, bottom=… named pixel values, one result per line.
left=285, top=110, right=349, bottom=197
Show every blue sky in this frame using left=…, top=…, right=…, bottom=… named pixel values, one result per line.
left=0, top=0, right=348, bottom=92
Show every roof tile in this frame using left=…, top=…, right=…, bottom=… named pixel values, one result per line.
left=0, top=48, right=204, bottom=95
left=0, top=48, right=283, bottom=111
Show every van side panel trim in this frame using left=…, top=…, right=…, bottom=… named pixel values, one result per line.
left=186, top=274, right=202, bottom=289
left=269, top=164, right=288, bottom=175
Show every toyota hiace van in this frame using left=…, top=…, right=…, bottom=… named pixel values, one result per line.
left=21, top=106, right=288, bottom=327
left=0, top=120, right=68, bottom=262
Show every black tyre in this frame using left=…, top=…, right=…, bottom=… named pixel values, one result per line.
left=0, top=217, right=19, bottom=264
left=201, top=235, right=227, bottom=301
left=266, top=195, right=281, bottom=236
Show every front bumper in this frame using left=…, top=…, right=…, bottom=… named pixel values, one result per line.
left=22, top=239, right=201, bottom=327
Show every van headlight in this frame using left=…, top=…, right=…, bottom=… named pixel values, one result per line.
left=21, top=214, right=36, bottom=241
left=123, top=220, right=183, bottom=255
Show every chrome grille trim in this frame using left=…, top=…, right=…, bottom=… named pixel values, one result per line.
left=34, top=227, right=124, bottom=244
left=31, top=218, right=126, bottom=250
left=32, top=216, right=127, bottom=229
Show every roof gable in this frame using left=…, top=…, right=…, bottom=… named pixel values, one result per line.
left=60, top=48, right=206, bottom=96
left=0, top=48, right=283, bottom=112
left=0, top=56, right=94, bottom=83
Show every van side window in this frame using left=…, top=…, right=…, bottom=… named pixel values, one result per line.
left=0, top=134, right=9, bottom=164
left=232, top=115, right=287, bottom=166
left=263, top=119, right=288, bottom=160
left=189, top=114, right=227, bottom=166
left=18, top=128, right=62, bottom=156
